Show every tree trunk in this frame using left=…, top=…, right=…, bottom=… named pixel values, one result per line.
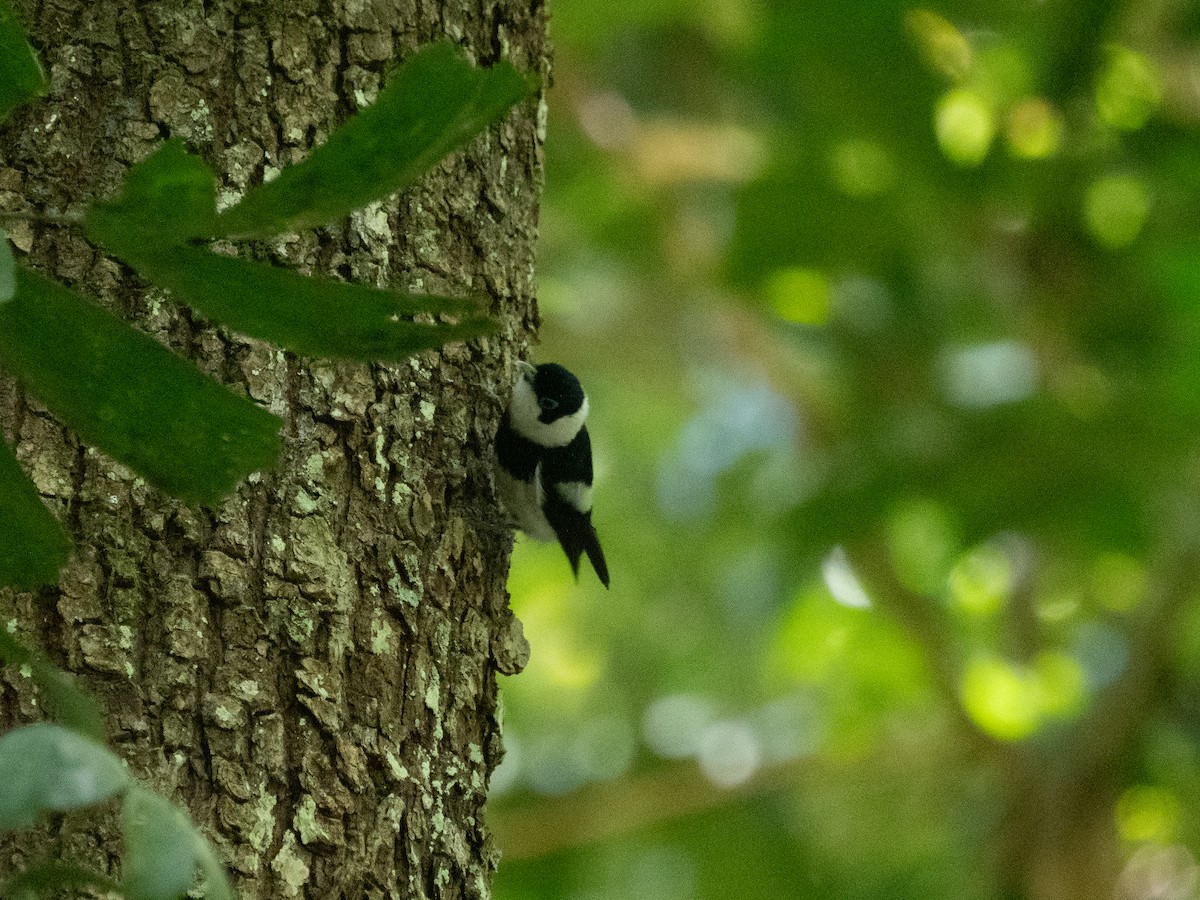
left=0, top=1, right=544, bottom=896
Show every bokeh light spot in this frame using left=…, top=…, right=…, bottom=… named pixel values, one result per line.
left=935, top=89, right=995, bottom=167
left=1096, top=46, right=1162, bottom=131
left=753, top=694, right=823, bottom=763
left=1073, top=621, right=1130, bottom=690
left=570, top=715, right=638, bottom=784
left=821, top=546, right=871, bottom=609
left=510, top=573, right=606, bottom=693
left=949, top=543, right=1013, bottom=616
left=906, top=9, right=972, bottom=80
left=766, top=266, right=831, bottom=325
left=1117, top=845, right=1200, bottom=900
left=938, top=340, right=1039, bottom=408
left=658, top=379, right=800, bottom=520
left=643, top=693, right=718, bottom=760
left=769, top=584, right=853, bottom=683
left=1085, top=174, right=1150, bottom=249
left=697, top=719, right=761, bottom=788
left=961, top=657, right=1039, bottom=741
left=634, top=121, right=766, bottom=184
left=577, top=90, right=636, bottom=150
left=1006, top=97, right=1064, bottom=159
left=1037, top=589, right=1082, bottom=624
left=1118, top=785, right=1180, bottom=844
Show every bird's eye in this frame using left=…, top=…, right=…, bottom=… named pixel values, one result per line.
left=539, top=397, right=559, bottom=411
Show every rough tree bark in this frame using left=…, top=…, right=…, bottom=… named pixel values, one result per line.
left=0, top=1, right=544, bottom=897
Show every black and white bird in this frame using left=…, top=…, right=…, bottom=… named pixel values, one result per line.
left=494, top=361, right=610, bottom=588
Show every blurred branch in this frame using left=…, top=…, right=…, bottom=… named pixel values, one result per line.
left=992, top=545, right=1200, bottom=900
left=844, top=540, right=1003, bottom=757
left=1038, top=0, right=1123, bottom=101
left=1073, top=544, right=1200, bottom=790
left=490, top=757, right=806, bottom=862
left=1005, top=539, right=1044, bottom=665
left=490, top=731, right=971, bottom=863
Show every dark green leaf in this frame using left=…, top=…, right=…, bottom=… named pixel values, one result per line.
left=85, top=142, right=495, bottom=360
left=0, top=437, right=70, bottom=589
left=122, top=785, right=233, bottom=900
left=86, top=141, right=218, bottom=250
left=2, top=861, right=121, bottom=900
left=0, top=1, right=48, bottom=124
left=0, top=227, right=14, bottom=303
left=0, top=269, right=280, bottom=506
left=0, top=629, right=106, bottom=742
left=114, top=243, right=494, bottom=361
left=215, top=42, right=533, bottom=238
left=0, top=724, right=127, bottom=831
left=121, top=787, right=196, bottom=900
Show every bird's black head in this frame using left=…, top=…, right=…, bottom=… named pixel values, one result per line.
left=531, top=363, right=586, bottom=425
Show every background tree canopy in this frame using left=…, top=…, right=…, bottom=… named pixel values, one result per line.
left=487, top=1, right=1200, bottom=898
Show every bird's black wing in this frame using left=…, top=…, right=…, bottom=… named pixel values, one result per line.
left=541, top=426, right=609, bottom=588
left=494, top=412, right=542, bottom=480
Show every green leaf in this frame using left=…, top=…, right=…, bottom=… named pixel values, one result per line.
left=117, top=243, right=494, bottom=361
left=0, top=438, right=70, bottom=589
left=0, top=629, right=106, bottom=742
left=0, top=269, right=280, bottom=506
left=121, top=787, right=196, bottom=900
left=86, top=142, right=495, bottom=360
left=0, top=0, right=48, bottom=124
left=122, top=785, right=233, bottom=900
left=86, top=141, right=218, bottom=250
left=215, top=42, right=533, bottom=238
left=2, top=861, right=122, bottom=900
left=0, top=723, right=127, bottom=831
left=0, top=227, right=14, bottom=303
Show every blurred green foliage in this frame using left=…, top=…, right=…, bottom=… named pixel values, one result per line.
left=490, top=0, right=1200, bottom=897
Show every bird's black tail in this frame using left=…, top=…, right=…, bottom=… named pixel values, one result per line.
left=564, top=521, right=609, bottom=589
left=582, top=523, right=609, bottom=589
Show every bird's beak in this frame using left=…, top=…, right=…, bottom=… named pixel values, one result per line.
left=516, top=360, right=536, bottom=382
